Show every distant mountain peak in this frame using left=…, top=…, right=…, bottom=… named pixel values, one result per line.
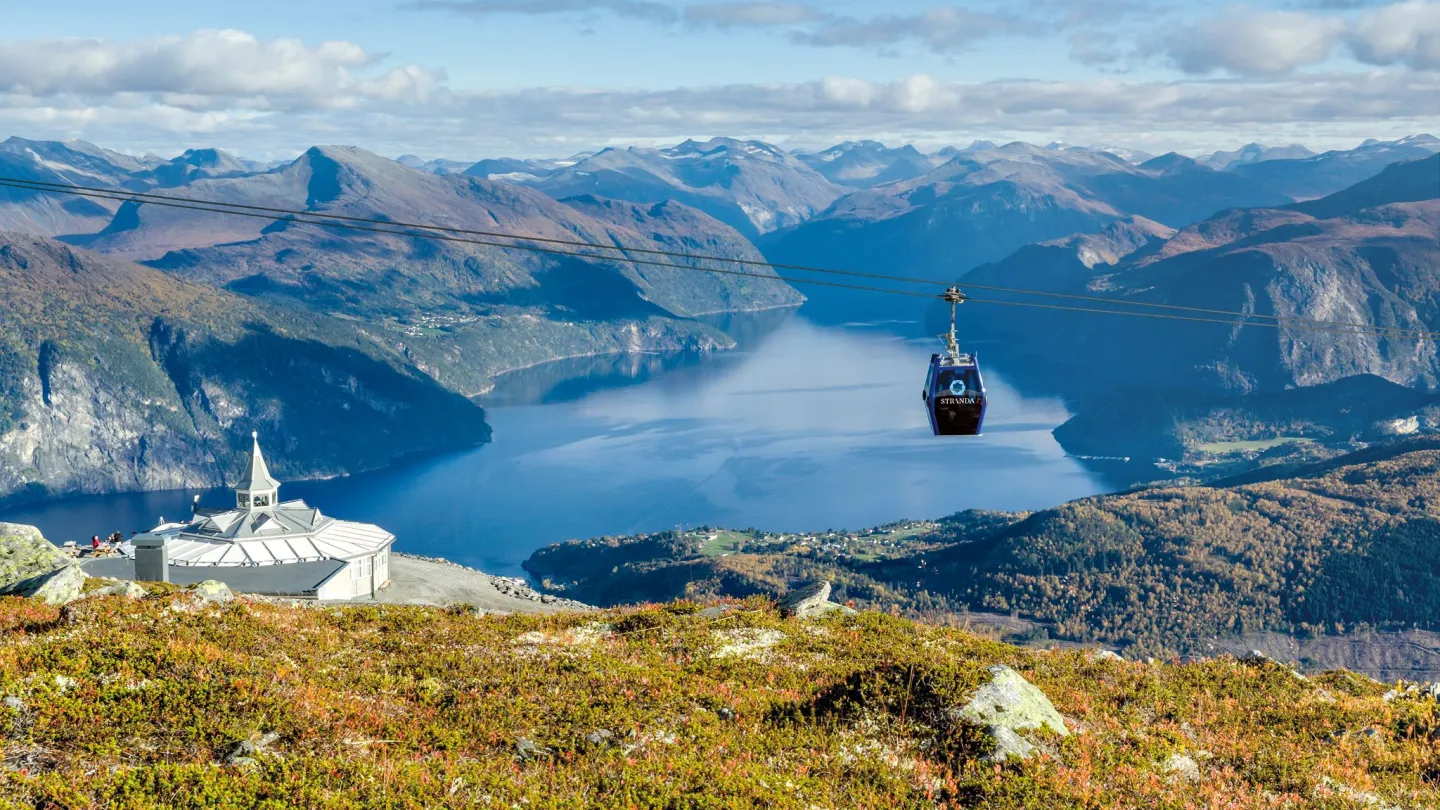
left=1140, top=152, right=1205, bottom=173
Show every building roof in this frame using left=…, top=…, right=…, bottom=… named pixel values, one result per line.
left=82, top=556, right=347, bottom=596
left=159, top=513, right=394, bottom=566
left=238, top=431, right=281, bottom=493
left=134, top=431, right=395, bottom=568
left=189, top=499, right=330, bottom=540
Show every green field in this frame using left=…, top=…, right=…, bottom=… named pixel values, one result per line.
left=1193, top=437, right=1310, bottom=454
left=698, top=530, right=752, bottom=556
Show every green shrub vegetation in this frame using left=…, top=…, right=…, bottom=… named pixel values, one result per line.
left=0, top=588, right=1436, bottom=808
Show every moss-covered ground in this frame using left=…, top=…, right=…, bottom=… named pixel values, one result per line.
left=0, top=587, right=1436, bottom=808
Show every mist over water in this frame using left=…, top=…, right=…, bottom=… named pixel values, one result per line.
left=0, top=312, right=1106, bottom=577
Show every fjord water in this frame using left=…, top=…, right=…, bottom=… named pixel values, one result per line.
left=0, top=312, right=1106, bottom=577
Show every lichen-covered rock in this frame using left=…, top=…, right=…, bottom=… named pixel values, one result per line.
left=191, top=580, right=233, bottom=605
left=93, top=581, right=148, bottom=599
left=1164, top=753, right=1202, bottom=783
left=951, top=665, right=1069, bottom=762
left=1, top=564, right=87, bottom=606
left=0, top=523, right=68, bottom=589
left=1089, top=649, right=1124, bottom=663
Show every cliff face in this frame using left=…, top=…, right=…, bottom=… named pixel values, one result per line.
left=0, top=360, right=223, bottom=500
left=0, top=232, right=491, bottom=505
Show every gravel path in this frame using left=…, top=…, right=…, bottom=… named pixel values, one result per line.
left=369, top=554, right=592, bottom=613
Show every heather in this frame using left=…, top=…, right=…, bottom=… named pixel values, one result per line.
left=0, top=587, right=1435, bottom=808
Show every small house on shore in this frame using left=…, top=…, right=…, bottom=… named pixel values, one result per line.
left=85, top=433, right=394, bottom=600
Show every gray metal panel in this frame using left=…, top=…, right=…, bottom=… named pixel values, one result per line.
left=80, top=557, right=347, bottom=596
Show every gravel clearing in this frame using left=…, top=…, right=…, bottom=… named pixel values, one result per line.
left=368, top=554, right=592, bottom=613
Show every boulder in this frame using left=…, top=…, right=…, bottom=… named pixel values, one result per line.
left=1089, top=649, right=1124, bottom=663
left=514, top=738, right=551, bottom=762
left=951, top=665, right=1069, bottom=762
left=1, top=564, right=87, bottom=606
left=94, top=581, right=148, bottom=599
left=191, top=580, right=233, bottom=606
left=778, top=581, right=857, bottom=619
left=0, top=523, right=69, bottom=589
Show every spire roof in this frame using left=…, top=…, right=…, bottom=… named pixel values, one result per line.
left=238, top=431, right=281, bottom=493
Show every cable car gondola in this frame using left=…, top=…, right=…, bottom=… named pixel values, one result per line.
left=923, top=286, right=986, bottom=436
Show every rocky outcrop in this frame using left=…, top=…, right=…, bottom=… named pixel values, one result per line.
left=779, top=581, right=832, bottom=618
left=778, top=581, right=858, bottom=619
left=950, top=665, right=1070, bottom=762
left=0, top=522, right=68, bottom=587
left=0, top=564, right=86, bottom=606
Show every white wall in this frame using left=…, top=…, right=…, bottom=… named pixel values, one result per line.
left=313, top=544, right=393, bottom=600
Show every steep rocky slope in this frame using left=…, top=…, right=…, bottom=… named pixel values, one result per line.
left=0, top=232, right=490, bottom=504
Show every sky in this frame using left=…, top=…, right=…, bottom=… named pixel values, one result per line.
left=2, top=0, right=1439, bottom=160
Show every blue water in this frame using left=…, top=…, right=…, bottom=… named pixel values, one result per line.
left=0, top=314, right=1106, bottom=577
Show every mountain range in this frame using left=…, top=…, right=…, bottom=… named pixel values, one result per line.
left=0, top=130, right=1436, bottom=502
left=960, top=153, right=1440, bottom=400
left=0, top=138, right=804, bottom=502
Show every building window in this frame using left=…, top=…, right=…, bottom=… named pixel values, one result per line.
left=238, top=494, right=250, bottom=508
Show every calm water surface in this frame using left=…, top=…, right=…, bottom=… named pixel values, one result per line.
left=0, top=313, right=1106, bottom=577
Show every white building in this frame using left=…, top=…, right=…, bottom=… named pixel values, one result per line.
left=121, top=433, right=395, bottom=600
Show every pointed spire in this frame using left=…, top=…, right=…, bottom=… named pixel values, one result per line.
left=237, top=431, right=281, bottom=494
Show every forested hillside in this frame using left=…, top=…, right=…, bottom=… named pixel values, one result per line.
left=527, top=440, right=1440, bottom=658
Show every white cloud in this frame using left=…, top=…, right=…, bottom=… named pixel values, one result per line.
left=0, top=26, right=1438, bottom=159
left=1156, top=0, right=1440, bottom=75
left=1160, top=8, right=1346, bottom=75
left=6, top=67, right=1437, bottom=159
left=0, top=29, right=440, bottom=111
left=1348, top=0, right=1440, bottom=69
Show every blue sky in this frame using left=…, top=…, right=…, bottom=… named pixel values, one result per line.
left=2, top=0, right=1438, bottom=159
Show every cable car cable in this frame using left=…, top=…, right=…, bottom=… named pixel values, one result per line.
left=3, top=176, right=1438, bottom=341
left=5, top=176, right=1434, bottom=338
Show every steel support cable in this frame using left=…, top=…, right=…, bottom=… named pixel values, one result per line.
left=4, top=175, right=1434, bottom=339
left=4, top=176, right=1439, bottom=341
